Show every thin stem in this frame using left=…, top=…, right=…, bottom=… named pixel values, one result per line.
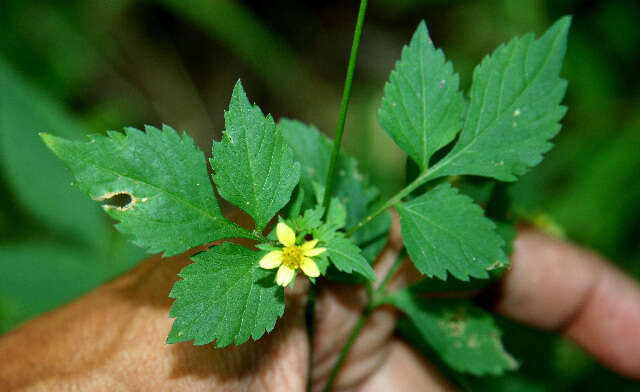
left=364, top=280, right=374, bottom=301
left=374, top=247, right=406, bottom=297
left=312, top=2, right=369, bottom=390
left=345, top=160, right=447, bottom=237
left=305, top=284, right=317, bottom=392
left=322, top=307, right=371, bottom=392
left=322, top=0, right=369, bottom=213
left=321, top=248, right=406, bottom=391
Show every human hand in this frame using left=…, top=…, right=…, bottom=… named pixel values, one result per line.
left=311, top=223, right=640, bottom=390
left=1, top=219, right=639, bottom=391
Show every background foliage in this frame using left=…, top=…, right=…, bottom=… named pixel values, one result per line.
left=0, top=0, right=638, bottom=389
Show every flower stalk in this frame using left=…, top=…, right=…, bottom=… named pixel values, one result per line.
left=321, top=0, right=369, bottom=213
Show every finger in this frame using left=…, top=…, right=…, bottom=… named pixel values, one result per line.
left=496, top=227, right=640, bottom=379
left=310, top=212, right=450, bottom=391
left=311, top=245, right=400, bottom=391
left=357, top=339, right=456, bottom=392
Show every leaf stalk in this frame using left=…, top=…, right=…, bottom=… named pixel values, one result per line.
left=346, top=160, right=448, bottom=237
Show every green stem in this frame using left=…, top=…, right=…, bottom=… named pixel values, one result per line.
left=322, top=306, right=371, bottom=392
left=345, top=160, right=447, bottom=237
left=305, top=283, right=317, bottom=392
left=322, top=0, right=369, bottom=213
left=312, top=2, right=369, bottom=389
left=374, top=247, right=406, bottom=297
left=321, top=248, right=406, bottom=391
left=316, top=2, right=374, bottom=389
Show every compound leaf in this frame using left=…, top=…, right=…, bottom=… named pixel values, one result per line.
left=379, top=21, right=465, bottom=171
left=41, top=125, right=252, bottom=256
left=392, top=291, right=518, bottom=375
left=212, top=81, right=300, bottom=231
left=279, top=119, right=392, bottom=267
left=168, top=243, right=284, bottom=346
left=436, top=17, right=570, bottom=181
left=397, top=183, right=506, bottom=280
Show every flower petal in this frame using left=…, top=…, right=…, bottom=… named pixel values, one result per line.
left=300, top=258, right=320, bottom=278
left=276, top=222, right=296, bottom=247
left=303, top=247, right=326, bottom=257
left=259, top=251, right=283, bottom=269
left=300, top=239, right=318, bottom=252
left=276, top=265, right=296, bottom=286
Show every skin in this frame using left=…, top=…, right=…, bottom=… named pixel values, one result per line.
left=1, top=219, right=639, bottom=391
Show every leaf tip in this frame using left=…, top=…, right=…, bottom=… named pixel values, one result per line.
left=558, top=14, right=573, bottom=28
left=160, top=123, right=178, bottom=135
left=413, top=20, right=432, bottom=44
left=231, top=78, right=248, bottom=102
left=547, top=15, right=572, bottom=40
left=39, top=131, right=52, bottom=143
left=39, top=132, right=63, bottom=153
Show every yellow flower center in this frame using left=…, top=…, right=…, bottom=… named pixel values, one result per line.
left=281, top=245, right=304, bottom=269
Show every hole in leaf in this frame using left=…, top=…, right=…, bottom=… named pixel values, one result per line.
left=96, top=191, right=136, bottom=211
left=105, top=192, right=132, bottom=208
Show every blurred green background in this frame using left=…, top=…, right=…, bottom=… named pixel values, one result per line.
left=0, top=0, right=638, bottom=389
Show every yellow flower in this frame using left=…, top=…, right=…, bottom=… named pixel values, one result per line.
left=259, top=222, right=326, bottom=287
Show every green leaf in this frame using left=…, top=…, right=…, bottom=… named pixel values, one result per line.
left=455, top=177, right=496, bottom=206
left=278, top=119, right=377, bottom=229
left=314, top=257, right=331, bottom=276
left=41, top=125, right=253, bottom=256
left=495, top=221, right=517, bottom=259
left=396, top=183, right=506, bottom=280
left=278, top=119, right=330, bottom=208
left=168, top=243, right=284, bottom=346
left=312, top=197, right=347, bottom=243
left=392, top=291, right=518, bottom=375
left=279, top=119, right=393, bottom=267
left=288, top=206, right=324, bottom=234
left=325, top=198, right=347, bottom=232
left=379, top=21, right=465, bottom=171
left=398, top=319, right=546, bottom=392
left=283, top=186, right=305, bottom=218
left=279, top=118, right=391, bottom=266
left=323, top=235, right=377, bottom=282
left=436, top=17, right=571, bottom=181
left=212, top=81, right=300, bottom=231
